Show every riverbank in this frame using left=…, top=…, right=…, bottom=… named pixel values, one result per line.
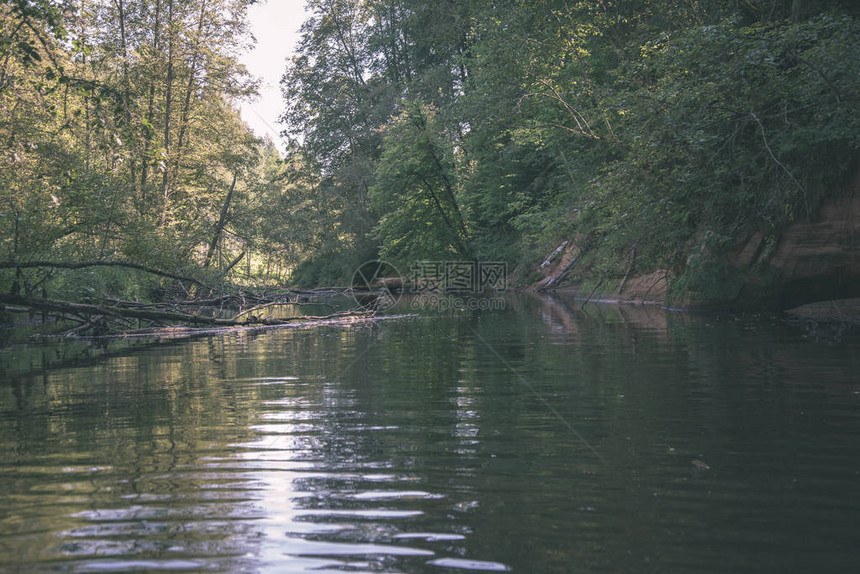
left=529, top=167, right=860, bottom=314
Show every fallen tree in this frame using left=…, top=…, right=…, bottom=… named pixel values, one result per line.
left=0, top=260, right=370, bottom=337
left=537, top=240, right=592, bottom=292
left=0, top=293, right=372, bottom=336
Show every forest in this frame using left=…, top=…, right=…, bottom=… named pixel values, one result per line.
left=1, top=0, right=858, bottom=328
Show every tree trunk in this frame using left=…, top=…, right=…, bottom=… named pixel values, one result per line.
left=204, top=172, right=238, bottom=268
left=140, top=0, right=162, bottom=207
left=113, top=0, right=137, bottom=196
left=174, top=0, right=208, bottom=188
left=161, top=0, right=175, bottom=225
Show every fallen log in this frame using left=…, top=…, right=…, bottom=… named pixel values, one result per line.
left=538, top=244, right=590, bottom=291
left=0, top=294, right=232, bottom=325
left=540, top=240, right=569, bottom=269
left=0, top=294, right=373, bottom=334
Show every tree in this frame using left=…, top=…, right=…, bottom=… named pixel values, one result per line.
left=1, top=0, right=268, bottom=301
left=370, top=102, right=471, bottom=263
left=280, top=0, right=860, bottom=300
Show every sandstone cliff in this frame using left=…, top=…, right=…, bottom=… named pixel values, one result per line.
left=733, top=168, right=859, bottom=309
left=532, top=168, right=860, bottom=311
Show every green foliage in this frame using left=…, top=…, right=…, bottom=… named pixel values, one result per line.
left=289, top=244, right=377, bottom=288
left=590, top=12, right=860, bottom=276
left=0, top=0, right=279, bottom=302
left=276, top=1, right=858, bottom=297
left=8, top=0, right=855, bottom=304
left=370, top=102, right=471, bottom=265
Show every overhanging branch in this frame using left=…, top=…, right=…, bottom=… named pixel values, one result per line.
left=0, top=260, right=214, bottom=290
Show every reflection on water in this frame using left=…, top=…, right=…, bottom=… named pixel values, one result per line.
left=1, top=294, right=859, bottom=573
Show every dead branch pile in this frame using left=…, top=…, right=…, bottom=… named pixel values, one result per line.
left=0, top=260, right=367, bottom=337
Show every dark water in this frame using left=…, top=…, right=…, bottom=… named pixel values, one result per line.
left=1, top=295, right=858, bottom=573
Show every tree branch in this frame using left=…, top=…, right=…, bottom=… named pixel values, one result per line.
left=0, top=260, right=214, bottom=290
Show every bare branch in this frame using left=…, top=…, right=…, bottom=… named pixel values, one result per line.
left=0, top=260, right=214, bottom=290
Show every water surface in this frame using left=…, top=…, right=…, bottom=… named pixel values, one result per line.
left=1, top=295, right=858, bottom=572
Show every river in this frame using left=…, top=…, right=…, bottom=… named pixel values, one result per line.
left=1, top=294, right=858, bottom=573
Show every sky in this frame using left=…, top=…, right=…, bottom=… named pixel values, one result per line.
left=238, top=0, right=308, bottom=152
